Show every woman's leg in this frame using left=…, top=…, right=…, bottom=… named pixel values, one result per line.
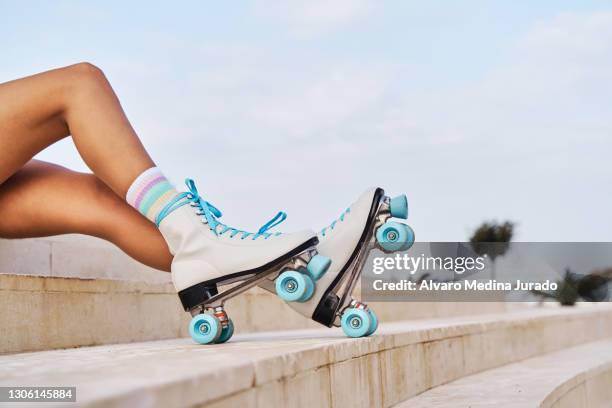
left=0, top=160, right=172, bottom=271
left=0, top=62, right=154, bottom=195
left=0, top=63, right=174, bottom=271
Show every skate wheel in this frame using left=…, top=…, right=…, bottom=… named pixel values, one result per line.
left=376, top=221, right=415, bottom=252
left=306, top=254, right=331, bottom=280
left=276, top=270, right=315, bottom=302
left=341, top=308, right=371, bottom=338
left=390, top=195, right=408, bottom=219
left=215, top=319, right=234, bottom=344
left=300, top=274, right=315, bottom=302
left=366, top=308, right=378, bottom=336
left=189, top=313, right=222, bottom=345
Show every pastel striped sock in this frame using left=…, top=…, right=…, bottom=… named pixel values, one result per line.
left=126, top=167, right=178, bottom=224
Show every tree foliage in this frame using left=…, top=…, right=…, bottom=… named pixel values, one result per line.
left=532, top=268, right=610, bottom=305
left=469, top=221, right=514, bottom=262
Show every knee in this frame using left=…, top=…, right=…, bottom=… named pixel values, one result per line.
left=57, top=62, right=111, bottom=115
left=67, top=62, right=106, bottom=80
left=62, top=62, right=109, bottom=95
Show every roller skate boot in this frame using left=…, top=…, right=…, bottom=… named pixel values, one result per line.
left=261, top=187, right=414, bottom=338
left=157, top=179, right=331, bottom=344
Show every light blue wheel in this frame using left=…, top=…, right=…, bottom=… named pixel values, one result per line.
left=215, top=319, right=234, bottom=344
left=189, top=314, right=222, bottom=345
left=276, top=271, right=315, bottom=302
left=306, top=254, right=331, bottom=280
left=366, top=308, right=378, bottom=336
left=390, top=195, right=408, bottom=219
left=340, top=308, right=371, bottom=338
left=300, top=274, right=315, bottom=302
left=401, top=224, right=415, bottom=250
left=376, top=221, right=415, bottom=252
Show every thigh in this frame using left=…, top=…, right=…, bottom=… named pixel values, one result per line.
left=0, top=159, right=172, bottom=271
left=0, top=160, right=89, bottom=237
left=0, top=68, right=71, bottom=184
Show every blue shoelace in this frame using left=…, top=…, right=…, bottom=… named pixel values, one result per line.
left=156, top=179, right=286, bottom=240
left=320, top=207, right=351, bottom=236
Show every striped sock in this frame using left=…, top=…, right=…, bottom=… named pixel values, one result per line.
left=126, top=167, right=178, bottom=224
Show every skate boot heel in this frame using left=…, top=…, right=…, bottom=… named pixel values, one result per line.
left=178, top=283, right=219, bottom=311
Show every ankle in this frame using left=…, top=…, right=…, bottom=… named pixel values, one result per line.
left=126, top=167, right=178, bottom=224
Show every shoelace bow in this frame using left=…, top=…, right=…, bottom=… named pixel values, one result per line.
left=156, top=179, right=286, bottom=240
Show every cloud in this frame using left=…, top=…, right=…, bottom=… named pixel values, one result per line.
left=251, top=0, right=374, bottom=38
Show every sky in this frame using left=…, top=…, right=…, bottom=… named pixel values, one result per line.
left=1, top=1, right=611, bottom=241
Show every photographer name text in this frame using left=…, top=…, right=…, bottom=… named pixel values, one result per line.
left=372, top=279, right=558, bottom=292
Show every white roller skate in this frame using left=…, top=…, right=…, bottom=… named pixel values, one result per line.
left=260, top=187, right=414, bottom=338
left=157, top=179, right=331, bottom=344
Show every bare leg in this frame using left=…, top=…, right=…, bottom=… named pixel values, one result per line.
left=0, top=63, right=154, bottom=195
left=0, top=64, right=172, bottom=271
left=0, top=160, right=172, bottom=272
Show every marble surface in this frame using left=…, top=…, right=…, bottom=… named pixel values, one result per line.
left=400, top=340, right=612, bottom=408
left=0, top=305, right=611, bottom=407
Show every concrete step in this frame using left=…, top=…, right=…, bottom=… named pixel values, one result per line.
left=0, top=305, right=610, bottom=407
left=399, top=340, right=612, bottom=408
left=0, top=235, right=169, bottom=282
left=0, top=274, right=188, bottom=354
left=0, top=273, right=505, bottom=353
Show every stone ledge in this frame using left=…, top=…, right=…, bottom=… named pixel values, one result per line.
left=0, top=305, right=610, bottom=407
left=0, top=235, right=169, bottom=283
left=0, top=273, right=505, bottom=354
left=0, top=273, right=175, bottom=294
left=0, top=274, right=188, bottom=354
left=399, top=339, right=612, bottom=408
